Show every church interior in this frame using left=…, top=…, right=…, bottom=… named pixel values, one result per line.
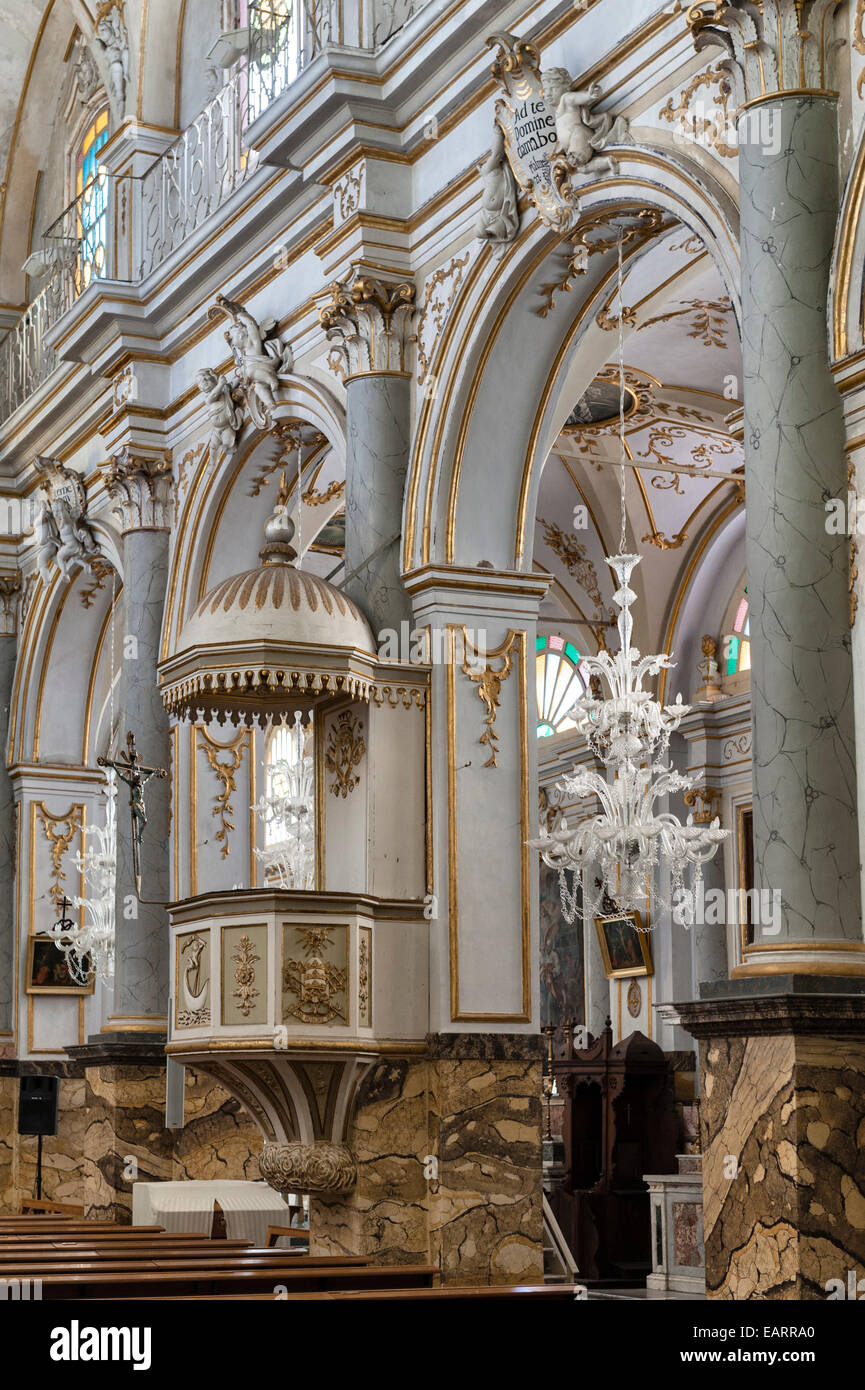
left=0, top=0, right=864, bottom=1315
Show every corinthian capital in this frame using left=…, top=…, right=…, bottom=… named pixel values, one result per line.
left=687, top=0, right=843, bottom=104
left=102, top=449, right=173, bottom=533
left=319, top=272, right=416, bottom=377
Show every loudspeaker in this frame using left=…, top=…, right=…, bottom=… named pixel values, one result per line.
left=18, top=1076, right=59, bottom=1137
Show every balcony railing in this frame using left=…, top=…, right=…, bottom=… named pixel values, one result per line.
left=139, top=70, right=259, bottom=277
left=0, top=0, right=436, bottom=425
left=0, top=277, right=65, bottom=419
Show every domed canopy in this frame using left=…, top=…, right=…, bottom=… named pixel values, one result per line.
left=159, top=484, right=376, bottom=724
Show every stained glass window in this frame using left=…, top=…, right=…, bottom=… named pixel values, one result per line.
left=723, top=589, right=750, bottom=675
left=75, top=108, right=110, bottom=294
left=536, top=634, right=587, bottom=737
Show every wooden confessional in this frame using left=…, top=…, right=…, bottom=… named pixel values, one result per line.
left=547, top=1021, right=679, bottom=1282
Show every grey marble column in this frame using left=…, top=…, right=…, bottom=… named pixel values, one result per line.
left=102, top=454, right=173, bottom=1031
left=739, top=95, right=861, bottom=964
left=0, top=582, right=19, bottom=1036
left=344, top=372, right=412, bottom=636
left=319, top=271, right=416, bottom=638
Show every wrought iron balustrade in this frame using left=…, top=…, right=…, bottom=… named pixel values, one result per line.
left=140, top=70, right=259, bottom=278
left=0, top=277, right=66, bottom=422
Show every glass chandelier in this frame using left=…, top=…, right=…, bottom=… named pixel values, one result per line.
left=251, top=712, right=315, bottom=890
left=47, top=769, right=117, bottom=983
left=530, top=232, right=728, bottom=928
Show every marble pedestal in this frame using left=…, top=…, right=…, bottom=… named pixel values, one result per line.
left=645, top=1155, right=705, bottom=1296
left=678, top=979, right=865, bottom=1299
left=308, top=1037, right=544, bottom=1284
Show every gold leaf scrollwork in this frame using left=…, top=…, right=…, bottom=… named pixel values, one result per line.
left=417, top=251, right=472, bottom=384
left=658, top=64, right=737, bottom=160
left=683, top=786, right=721, bottom=825
left=539, top=519, right=605, bottom=616
left=232, top=934, right=260, bottom=1017
left=537, top=208, right=671, bottom=318
left=637, top=297, right=733, bottom=348
left=36, top=803, right=84, bottom=908
left=855, top=0, right=865, bottom=97
left=198, top=730, right=245, bottom=858
left=325, top=710, right=365, bottom=797
left=459, top=627, right=519, bottom=769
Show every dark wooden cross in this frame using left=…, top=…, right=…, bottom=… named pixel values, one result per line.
left=53, top=895, right=75, bottom=936
left=98, top=730, right=167, bottom=895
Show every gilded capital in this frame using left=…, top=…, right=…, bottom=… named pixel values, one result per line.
left=319, top=272, right=417, bottom=376
left=102, top=448, right=173, bottom=533
left=687, top=0, right=844, bottom=104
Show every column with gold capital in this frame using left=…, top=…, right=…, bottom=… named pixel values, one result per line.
left=690, top=0, right=861, bottom=974
left=678, top=1, right=865, bottom=1302
left=320, top=270, right=416, bottom=639
left=100, top=450, right=173, bottom=1035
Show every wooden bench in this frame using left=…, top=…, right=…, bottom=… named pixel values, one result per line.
left=30, top=1261, right=438, bottom=1300
left=100, top=1284, right=580, bottom=1302
left=18, top=1200, right=84, bottom=1216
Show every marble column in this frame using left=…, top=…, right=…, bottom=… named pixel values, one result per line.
left=692, top=2, right=862, bottom=974
left=320, top=271, right=416, bottom=636
left=101, top=451, right=173, bottom=1033
left=681, top=0, right=865, bottom=1300
left=0, top=575, right=20, bottom=1040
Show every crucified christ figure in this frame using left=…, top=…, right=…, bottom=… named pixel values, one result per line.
left=98, top=730, right=167, bottom=894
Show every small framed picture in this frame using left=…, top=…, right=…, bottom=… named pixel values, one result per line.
left=26, top=937, right=93, bottom=994
left=594, top=912, right=652, bottom=979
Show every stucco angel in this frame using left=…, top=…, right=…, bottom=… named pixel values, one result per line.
left=96, top=5, right=129, bottom=112
left=195, top=367, right=243, bottom=459
left=475, top=122, right=520, bottom=254
left=210, top=294, right=294, bottom=429
left=542, top=70, right=631, bottom=177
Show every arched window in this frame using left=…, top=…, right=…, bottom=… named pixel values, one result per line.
left=536, top=635, right=587, bottom=738
left=75, top=107, right=110, bottom=293
left=260, top=714, right=315, bottom=889
left=721, top=588, right=750, bottom=676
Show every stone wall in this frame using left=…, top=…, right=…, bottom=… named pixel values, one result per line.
left=0, top=1065, right=262, bottom=1215
left=310, top=1037, right=544, bottom=1285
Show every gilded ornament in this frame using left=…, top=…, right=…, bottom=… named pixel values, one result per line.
left=232, top=934, right=260, bottom=1017
left=325, top=710, right=365, bottom=798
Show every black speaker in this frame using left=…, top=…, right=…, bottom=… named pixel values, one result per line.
left=18, top=1076, right=59, bottom=1137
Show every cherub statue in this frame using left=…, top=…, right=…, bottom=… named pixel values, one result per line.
left=52, top=495, right=101, bottom=582
left=542, top=70, right=631, bottom=177
left=195, top=367, right=243, bottom=459
left=475, top=123, right=520, bottom=254
left=209, top=295, right=294, bottom=429
left=36, top=502, right=60, bottom=586
left=95, top=5, right=129, bottom=112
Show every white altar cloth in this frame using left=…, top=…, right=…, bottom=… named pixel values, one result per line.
left=132, top=1180, right=291, bottom=1245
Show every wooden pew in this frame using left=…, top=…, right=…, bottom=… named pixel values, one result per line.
left=19, top=1200, right=84, bottom=1216
left=0, top=1251, right=365, bottom=1271
left=31, top=1261, right=438, bottom=1300
left=122, top=1284, right=581, bottom=1302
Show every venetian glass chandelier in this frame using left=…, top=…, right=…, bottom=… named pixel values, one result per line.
left=251, top=712, right=315, bottom=889
left=530, top=232, right=728, bottom=927
left=47, top=769, right=117, bottom=983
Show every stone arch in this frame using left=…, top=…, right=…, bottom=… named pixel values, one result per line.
left=405, top=147, right=741, bottom=580
left=162, top=374, right=347, bottom=659
left=830, top=125, right=865, bottom=362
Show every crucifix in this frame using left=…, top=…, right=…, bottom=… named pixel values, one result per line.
left=98, top=730, right=167, bottom=896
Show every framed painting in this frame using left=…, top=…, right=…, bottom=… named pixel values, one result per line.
left=26, top=936, right=93, bottom=994
left=594, top=911, right=652, bottom=979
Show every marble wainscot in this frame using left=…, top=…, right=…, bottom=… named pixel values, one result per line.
left=645, top=1154, right=705, bottom=1296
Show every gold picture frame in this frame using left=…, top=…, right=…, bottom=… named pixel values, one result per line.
left=594, top=911, right=653, bottom=979
left=25, top=936, right=95, bottom=995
